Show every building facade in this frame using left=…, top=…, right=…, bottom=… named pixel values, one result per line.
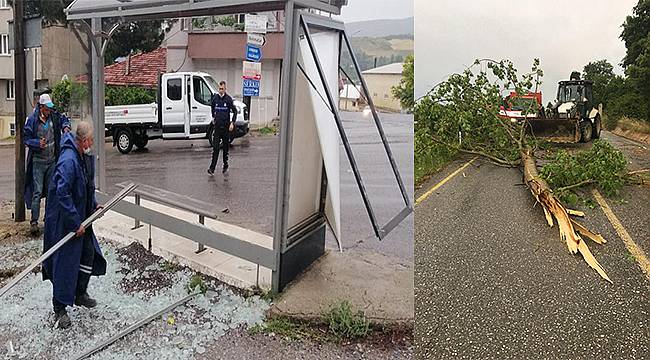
left=361, top=62, right=404, bottom=112
left=0, top=3, right=88, bottom=139
left=164, top=12, right=286, bottom=128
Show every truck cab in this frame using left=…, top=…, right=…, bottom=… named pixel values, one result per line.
left=105, top=71, right=249, bottom=154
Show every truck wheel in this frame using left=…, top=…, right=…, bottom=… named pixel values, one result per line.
left=579, top=121, right=593, bottom=143
left=135, top=136, right=149, bottom=149
left=592, top=116, right=602, bottom=139
left=116, top=128, right=134, bottom=154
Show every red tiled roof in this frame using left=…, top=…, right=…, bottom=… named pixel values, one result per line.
left=77, top=47, right=166, bottom=88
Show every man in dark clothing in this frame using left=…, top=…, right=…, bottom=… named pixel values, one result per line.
left=208, top=80, right=237, bottom=175
left=23, top=93, right=71, bottom=235
left=43, top=121, right=107, bottom=329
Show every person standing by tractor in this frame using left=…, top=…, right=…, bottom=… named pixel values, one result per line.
left=23, top=93, right=71, bottom=235
left=207, top=81, right=237, bottom=176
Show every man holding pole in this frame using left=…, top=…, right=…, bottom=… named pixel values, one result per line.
left=23, top=93, right=71, bottom=235
left=43, top=121, right=107, bottom=329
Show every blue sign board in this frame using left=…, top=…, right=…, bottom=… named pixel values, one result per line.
left=243, top=79, right=260, bottom=97
left=245, top=44, right=262, bottom=62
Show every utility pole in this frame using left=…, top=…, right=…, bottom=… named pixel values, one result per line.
left=13, top=0, right=26, bottom=222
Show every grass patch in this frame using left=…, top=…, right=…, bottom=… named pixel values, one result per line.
left=616, top=117, right=650, bottom=135
left=248, top=317, right=315, bottom=341
left=185, top=274, right=208, bottom=294
left=323, top=300, right=371, bottom=340
left=161, top=260, right=181, bottom=273
left=258, top=126, right=277, bottom=136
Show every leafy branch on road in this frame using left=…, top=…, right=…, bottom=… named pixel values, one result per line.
left=416, top=58, right=617, bottom=282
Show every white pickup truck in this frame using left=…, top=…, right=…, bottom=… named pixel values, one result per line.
left=105, top=71, right=249, bottom=154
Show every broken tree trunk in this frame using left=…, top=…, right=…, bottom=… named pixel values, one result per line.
left=521, top=147, right=612, bottom=283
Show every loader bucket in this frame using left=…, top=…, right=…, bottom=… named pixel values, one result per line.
left=526, top=118, right=580, bottom=143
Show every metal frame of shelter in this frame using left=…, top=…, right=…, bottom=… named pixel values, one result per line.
left=65, top=0, right=412, bottom=292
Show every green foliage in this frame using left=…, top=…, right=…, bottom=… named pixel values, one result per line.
left=105, top=21, right=172, bottom=65
left=620, top=0, right=650, bottom=121
left=161, top=260, right=181, bottom=273
left=540, top=140, right=628, bottom=202
left=583, top=60, right=616, bottom=108
left=391, top=54, right=414, bottom=111
left=414, top=101, right=456, bottom=184
left=323, top=301, right=370, bottom=340
left=51, top=78, right=87, bottom=114
left=105, top=86, right=156, bottom=106
left=258, top=126, right=277, bottom=136
left=185, top=274, right=208, bottom=294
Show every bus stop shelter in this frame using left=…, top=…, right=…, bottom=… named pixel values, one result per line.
left=65, top=0, right=412, bottom=292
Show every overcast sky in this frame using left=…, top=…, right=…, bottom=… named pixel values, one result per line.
left=335, top=0, right=413, bottom=22
left=415, top=0, right=638, bottom=99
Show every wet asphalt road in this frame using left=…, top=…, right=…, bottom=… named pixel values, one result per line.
left=0, top=111, right=413, bottom=261
left=415, top=131, right=650, bottom=359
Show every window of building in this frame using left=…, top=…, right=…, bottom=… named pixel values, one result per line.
left=0, top=0, right=8, bottom=9
left=9, top=123, right=15, bottom=136
left=181, top=18, right=189, bottom=31
left=6, top=80, right=14, bottom=100
left=0, top=34, right=9, bottom=55
left=193, top=76, right=212, bottom=106
left=384, top=93, right=389, bottom=99
left=167, top=78, right=182, bottom=101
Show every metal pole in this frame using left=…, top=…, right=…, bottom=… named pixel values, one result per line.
left=271, top=0, right=300, bottom=293
left=13, top=0, right=26, bottom=222
left=71, top=292, right=199, bottom=360
left=196, top=215, right=205, bottom=253
left=91, top=18, right=106, bottom=191
left=0, top=183, right=137, bottom=299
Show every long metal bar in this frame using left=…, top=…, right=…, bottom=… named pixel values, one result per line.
left=342, top=31, right=412, bottom=209
left=66, top=0, right=342, bottom=21
left=13, top=0, right=26, bottom=222
left=91, top=18, right=106, bottom=191
left=96, top=192, right=277, bottom=269
left=380, top=206, right=412, bottom=240
left=299, top=14, right=381, bottom=239
left=271, top=1, right=300, bottom=292
left=0, top=183, right=137, bottom=299
left=71, top=292, right=199, bottom=360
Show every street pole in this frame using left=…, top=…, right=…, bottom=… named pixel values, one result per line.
left=13, top=0, right=26, bottom=222
left=91, top=18, right=106, bottom=191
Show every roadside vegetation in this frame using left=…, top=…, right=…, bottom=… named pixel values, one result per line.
left=582, top=1, right=650, bottom=136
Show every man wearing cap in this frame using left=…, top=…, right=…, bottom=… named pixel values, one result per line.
left=23, top=93, right=71, bottom=235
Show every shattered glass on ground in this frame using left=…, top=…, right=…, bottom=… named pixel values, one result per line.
left=0, top=239, right=269, bottom=360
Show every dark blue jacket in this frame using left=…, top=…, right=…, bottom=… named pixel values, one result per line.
left=211, top=93, right=237, bottom=127
left=23, top=107, right=71, bottom=209
left=42, top=132, right=106, bottom=306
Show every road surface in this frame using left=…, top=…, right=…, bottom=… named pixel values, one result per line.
left=415, top=131, right=650, bottom=359
left=0, top=111, right=413, bottom=261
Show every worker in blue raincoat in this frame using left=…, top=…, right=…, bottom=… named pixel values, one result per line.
left=43, top=121, right=106, bottom=329
left=24, top=93, right=71, bottom=235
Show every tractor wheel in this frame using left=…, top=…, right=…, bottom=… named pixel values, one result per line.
left=592, top=116, right=602, bottom=139
left=579, top=120, right=593, bottom=143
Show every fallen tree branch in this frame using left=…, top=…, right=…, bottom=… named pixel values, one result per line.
left=431, top=137, right=519, bottom=167
left=555, top=179, right=595, bottom=193
left=521, top=147, right=611, bottom=283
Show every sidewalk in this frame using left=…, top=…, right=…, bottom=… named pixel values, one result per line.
left=93, top=196, right=414, bottom=326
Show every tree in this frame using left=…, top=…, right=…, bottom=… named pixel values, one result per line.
left=582, top=60, right=615, bottom=108
left=104, top=21, right=170, bottom=65
left=391, top=54, right=414, bottom=111
left=621, top=0, right=650, bottom=120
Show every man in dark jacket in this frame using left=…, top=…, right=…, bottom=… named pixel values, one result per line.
left=43, top=121, right=107, bottom=329
left=24, top=93, right=71, bottom=234
left=207, top=80, right=237, bottom=175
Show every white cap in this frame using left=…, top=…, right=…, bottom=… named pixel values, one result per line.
left=39, top=94, right=55, bottom=109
